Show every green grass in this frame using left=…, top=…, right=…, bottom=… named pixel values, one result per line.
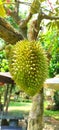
left=44, top=101, right=59, bottom=120
left=9, top=101, right=32, bottom=107
left=8, top=100, right=59, bottom=120
left=44, top=109, right=59, bottom=120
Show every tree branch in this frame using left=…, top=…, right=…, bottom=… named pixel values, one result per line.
left=33, top=11, right=59, bottom=39
left=18, top=13, right=32, bottom=38
left=28, top=11, right=43, bottom=41
left=4, top=5, right=21, bottom=25
left=4, top=1, right=31, bottom=6
left=4, top=6, right=32, bottom=38
left=15, top=0, right=19, bottom=15
left=42, top=13, right=59, bottom=20
left=17, top=0, right=31, bottom=6
left=7, top=9, right=21, bottom=24
left=0, top=17, right=23, bottom=45
left=10, top=0, right=20, bottom=24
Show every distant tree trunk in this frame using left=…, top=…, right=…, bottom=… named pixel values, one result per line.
left=27, top=89, right=44, bottom=130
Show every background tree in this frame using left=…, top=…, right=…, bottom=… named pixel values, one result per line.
left=40, top=26, right=59, bottom=77
left=0, top=0, right=59, bottom=130
left=54, top=90, right=59, bottom=110
left=39, top=22, right=59, bottom=111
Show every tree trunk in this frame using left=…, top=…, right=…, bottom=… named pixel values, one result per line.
left=27, top=15, right=44, bottom=130
left=27, top=89, right=44, bottom=130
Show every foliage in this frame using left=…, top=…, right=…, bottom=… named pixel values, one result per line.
left=44, top=101, right=59, bottom=119
left=54, top=90, right=59, bottom=109
left=0, top=50, right=9, bottom=72
left=49, top=53, right=59, bottom=77
left=40, top=28, right=59, bottom=77
left=6, top=16, right=19, bottom=30
left=0, top=85, right=5, bottom=100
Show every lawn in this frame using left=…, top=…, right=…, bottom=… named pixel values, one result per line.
left=8, top=100, right=59, bottom=120
left=9, top=100, right=32, bottom=107
left=44, top=109, right=59, bottom=120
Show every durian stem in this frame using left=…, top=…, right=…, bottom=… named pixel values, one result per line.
left=27, top=89, right=44, bottom=130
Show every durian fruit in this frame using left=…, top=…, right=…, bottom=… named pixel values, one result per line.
left=30, top=0, right=40, bottom=14
left=6, top=40, right=48, bottom=96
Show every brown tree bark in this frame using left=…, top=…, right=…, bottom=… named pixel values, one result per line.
left=27, top=11, right=44, bottom=129
left=0, top=17, right=23, bottom=44
left=27, top=89, right=44, bottom=130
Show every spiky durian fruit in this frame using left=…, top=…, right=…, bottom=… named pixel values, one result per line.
left=6, top=40, right=48, bottom=96
left=30, top=0, right=40, bottom=14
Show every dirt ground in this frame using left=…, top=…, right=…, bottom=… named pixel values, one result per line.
left=43, top=116, right=59, bottom=130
